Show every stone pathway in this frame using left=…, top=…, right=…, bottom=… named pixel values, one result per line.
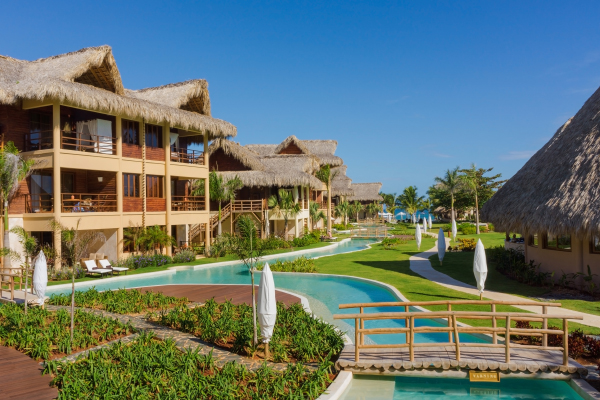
left=47, top=305, right=317, bottom=371
left=410, top=232, right=600, bottom=329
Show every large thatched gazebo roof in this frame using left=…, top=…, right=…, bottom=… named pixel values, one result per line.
left=481, top=85, right=600, bottom=237
left=331, top=165, right=354, bottom=196
left=347, top=183, right=383, bottom=202
left=245, top=135, right=343, bottom=167
left=0, top=45, right=236, bottom=138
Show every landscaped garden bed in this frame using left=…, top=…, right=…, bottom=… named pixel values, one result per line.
left=0, top=303, right=134, bottom=360
left=47, top=288, right=189, bottom=315
left=257, top=256, right=318, bottom=273
left=152, top=299, right=345, bottom=362
left=44, top=332, right=334, bottom=399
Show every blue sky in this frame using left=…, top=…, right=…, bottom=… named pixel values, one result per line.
left=2, top=1, right=600, bottom=197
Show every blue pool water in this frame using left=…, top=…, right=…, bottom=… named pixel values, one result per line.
left=340, top=375, right=584, bottom=399
left=46, top=239, right=487, bottom=344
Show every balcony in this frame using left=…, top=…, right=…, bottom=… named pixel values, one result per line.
left=170, top=148, right=204, bottom=165
left=231, top=199, right=266, bottom=212
left=25, top=131, right=53, bottom=152
left=25, top=194, right=53, bottom=213
left=62, top=193, right=117, bottom=213
left=61, top=131, right=117, bottom=155
left=171, top=196, right=206, bottom=211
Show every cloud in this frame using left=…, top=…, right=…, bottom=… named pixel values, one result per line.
left=499, top=151, right=535, bottom=161
left=385, top=95, right=409, bottom=105
left=433, top=152, right=451, bottom=158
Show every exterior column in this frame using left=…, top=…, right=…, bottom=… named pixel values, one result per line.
left=117, top=226, right=123, bottom=260
left=52, top=103, right=62, bottom=268
left=204, top=134, right=210, bottom=249
left=115, top=117, right=123, bottom=260
left=141, top=121, right=146, bottom=228
left=163, top=122, right=172, bottom=256
left=300, top=185, right=304, bottom=209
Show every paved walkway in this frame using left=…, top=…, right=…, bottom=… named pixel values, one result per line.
left=411, top=232, right=600, bottom=329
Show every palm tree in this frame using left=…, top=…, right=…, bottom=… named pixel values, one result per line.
left=10, top=226, right=37, bottom=315
left=268, top=189, right=301, bottom=238
left=315, top=165, right=338, bottom=235
left=208, top=171, right=243, bottom=235
left=434, top=167, right=461, bottom=223
left=334, top=200, right=350, bottom=226
left=397, top=186, right=424, bottom=224
left=365, top=202, right=381, bottom=220
left=350, top=201, right=364, bottom=222
left=309, top=201, right=326, bottom=229
left=123, top=223, right=143, bottom=254
left=138, top=225, right=175, bottom=254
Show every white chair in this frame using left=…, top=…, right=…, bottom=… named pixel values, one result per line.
left=98, top=259, right=129, bottom=275
left=83, top=259, right=112, bottom=278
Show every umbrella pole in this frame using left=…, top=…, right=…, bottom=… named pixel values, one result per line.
left=480, top=293, right=483, bottom=300
left=265, top=342, right=269, bottom=360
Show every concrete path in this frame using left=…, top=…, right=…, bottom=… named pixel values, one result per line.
left=410, top=232, right=600, bottom=329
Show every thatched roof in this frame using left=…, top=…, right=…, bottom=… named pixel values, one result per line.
left=245, top=135, right=343, bottom=166
left=126, top=79, right=211, bottom=116
left=481, top=86, right=600, bottom=237
left=331, top=165, right=355, bottom=196
left=347, top=183, right=383, bottom=202
left=0, top=45, right=235, bottom=138
left=209, top=139, right=323, bottom=188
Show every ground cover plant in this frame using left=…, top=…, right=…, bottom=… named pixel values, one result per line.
left=48, top=288, right=189, bottom=315
left=44, top=332, right=334, bottom=399
left=258, top=256, right=317, bottom=273
left=0, top=303, right=133, bottom=360
left=154, top=299, right=344, bottom=362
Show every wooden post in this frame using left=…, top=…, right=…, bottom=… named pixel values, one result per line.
left=360, top=307, right=364, bottom=345
left=505, top=316, right=511, bottom=363
left=355, top=318, right=360, bottom=362
left=404, top=305, right=409, bottom=332
left=452, top=315, right=460, bottom=361
left=447, top=303, right=453, bottom=343
left=542, top=305, right=548, bottom=348
left=409, top=316, right=415, bottom=362
left=491, top=303, right=497, bottom=344
left=265, top=342, right=269, bottom=360
left=563, top=319, right=569, bottom=366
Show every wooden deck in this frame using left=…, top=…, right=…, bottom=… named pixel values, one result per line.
left=133, top=284, right=302, bottom=306
left=0, top=346, right=58, bottom=400
left=336, top=345, right=588, bottom=376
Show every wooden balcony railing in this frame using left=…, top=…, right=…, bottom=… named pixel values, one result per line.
left=170, top=149, right=204, bottom=165
left=61, top=131, right=116, bottom=155
left=62, top=193, right=117, bottom=213
left=171, top=196, right=206, bottom=211
left=231, top=200, right=266, bottom=212
left=25, top=131, right=53, bottom=152
left=25, top=194, right=53, bottom=213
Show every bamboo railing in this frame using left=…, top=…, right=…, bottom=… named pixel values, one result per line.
left=334, top=300, right=582, bottom=366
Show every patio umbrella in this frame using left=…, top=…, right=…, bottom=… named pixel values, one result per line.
left=32, top=250, right=47, bottom=306
left=473, top=239, right=488, bottom=300
left=415, top=224, right=422, bottom=250
left=438, top=228, right=446, bottom=265
left=258, top=262, right=277, bottom=358
left=422, top=218, right=427, bottom=233
left=428, top=215, right=432, bottom=229
left=451, top=219, right=457, bottom=242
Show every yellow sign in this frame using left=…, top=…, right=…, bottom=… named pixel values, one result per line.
left=469, top=370, right=500, bottom=382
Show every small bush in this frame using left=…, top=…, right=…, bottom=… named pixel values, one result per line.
left=173, top=249, right=196, bottom=263
left=458, top=238, right=476, bottom=251
left=332, top=223, right=351, bottom=231
left=291, top=235, right=318, bottom=248
left=489, top=246, right=552, bottom=286
left=49, top=265, right=86, bottom=281
left=460, top=225, right=476, bottom=235
left=259, top=256, right=317, bottom=273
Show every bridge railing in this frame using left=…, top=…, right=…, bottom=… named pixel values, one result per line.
left=334, top=303, right=582, bottom=366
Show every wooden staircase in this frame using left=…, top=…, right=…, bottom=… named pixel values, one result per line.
left=189, top=202, right=233, bottom=243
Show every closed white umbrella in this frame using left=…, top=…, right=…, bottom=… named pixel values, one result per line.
left=451, top=219, right=457, bottom=242
left=422, top=218, right=427, bottom=233
left=265, top=211, right=270, bottom=235
left=32, top=250, right=48, bottom=306
left=438, top=228, right=446, bottom=265
left=415, top=223, right=422, bottom=250
left=258, top=262, right=277, bottom=358
left=428, top=215, right=432, bottom=229
left=473, top=239, right=488, bottom=300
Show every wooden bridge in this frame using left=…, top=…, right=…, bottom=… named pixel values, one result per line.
left=333, top=300, right=588, bottom=376
left=350, top=226, right=389, bottom=238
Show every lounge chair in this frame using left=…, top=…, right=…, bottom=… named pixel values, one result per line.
left=98, top=259, right=128, bottom=275
left=83, top=259, right=112, bottom=278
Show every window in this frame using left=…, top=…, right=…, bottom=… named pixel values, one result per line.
left=122, top=119, right=139, bottom=145
left=30, top=231, right=53, bottom=248
left=529, top=233, right=539, bottom=247
left=146, top=175, right=164, bottom=198
left=145, top=124, right=163, bottom=148
left=591, top=236, right=600, bottom=254
left=123, top=174, right=140, bottom=197
left=544, top=233, right=571, bottom=251
left=61, top=172, right=74, bottom=194
left=30, top=112, right=52, bottom=133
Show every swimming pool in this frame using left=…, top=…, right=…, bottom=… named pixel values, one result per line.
left=46, top=239, right=487, bottom=344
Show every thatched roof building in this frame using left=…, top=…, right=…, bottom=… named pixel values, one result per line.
left=481, top=85, right=600, bottom=238
left=245, top=135, right=343, bottom=167
left=0, top=45, right=235, bottom=138
left=347, top=183, right=383, bottom=202
left=331, top=165, right=355, bottom=196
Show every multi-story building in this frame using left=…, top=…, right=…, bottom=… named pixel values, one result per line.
left=0, top=46, right=236, bottom=266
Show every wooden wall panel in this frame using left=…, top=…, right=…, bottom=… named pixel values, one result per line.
left=88, top=171, right=116, bottom=194
left=8, top=178, right=29, bottom=214
left=209, top=148, right=250, bottom=171
left=123, top=143, right=142, bottom=159
left=279, top=143, right=303, bottom=154
left=123, top=198, right=142, bottom=212
left=0, top=104, right=33, bottom=152
left=146, top=147, right=165, bottom=162
left=147, top=198, right=166, bottom=212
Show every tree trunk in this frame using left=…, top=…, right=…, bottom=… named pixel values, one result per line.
left=70, top=268, right=75, bottom=341
left=217, top=203, right=222, bottom=236
left=475, top=193, right=480, bottom=235
left=327, top=176, right=332, bottom=235
left=24, top=259, right=29, bottom=315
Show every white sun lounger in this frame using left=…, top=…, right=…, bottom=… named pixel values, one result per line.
left=98, top=259, right=129, bottom=275
left=83, top=259, right=112, bottom=278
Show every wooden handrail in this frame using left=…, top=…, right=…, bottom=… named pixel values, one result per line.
left=334, top=310, right=581, bottom=365
left=339, top=300, right=562, bottom=309
left=62, top=193, right=117, bottom=213
left=61, top=131, right=116, bottom=155
left=170, top=149, right=205, bottom=165
left=25, top=130, right=53, bottom=151
left=171, top=196, right=205, bottom=211
left=231, top=200, right=264, bottom=211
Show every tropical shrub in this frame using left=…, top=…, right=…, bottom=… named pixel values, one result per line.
left=173, top=249, right=196, bottom=263
left=332, top=223, right=351, bottom=231
left=154, top=299, right=344, bottom=363
left=489, top=246, right=552, bottom=286
left=0, top=303, right=133, bottom=360
left=49, top=265, right=86, bottom=281
left=381, top=237, right=408, bottom=250
left=123, top=254, right=172, bottom=269
left=291, top=235, right=318, bottom=248
left=44, top=332, right=335, bottom=400
left=258, top=256, right=317, bottom=273
left=48, top=288, right=188, bottom=314
left=457, top=238, right=476, bottom=251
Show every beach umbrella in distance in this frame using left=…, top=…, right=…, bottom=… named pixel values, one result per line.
left=473, top=239, right=488, bottom=300
left=258, top=262, right=277, bottom=359
left=415, top=223, right=422, bottom=250
left=438, top=228, right=446, bottom=265
left=452, top=219, right=458, bottom=242
left=428, top=215, right=432, bottom=229
left=32, top=250, right=48, bottom=306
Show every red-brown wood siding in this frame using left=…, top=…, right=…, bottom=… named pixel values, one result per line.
left=123, top=143, right=143, bottom=159
left=209, top=148, right=251, bottom=171
left=123, top=198, right=142, bottom=212
left=279, top=143, right=303, bottom=154
left=146, top=146, right=165, bottom=162
left=147, top=198, right=166, bottom=212
left=0, top=104, right=35, bottom=152
left=8, top=178, right=29, bottom=214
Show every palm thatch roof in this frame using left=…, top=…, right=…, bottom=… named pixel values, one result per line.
left=209, top=139, right=323, bottom=188
left=347, top=183, right=383, bottom=202
left=0, top=45, right=235, bottom=138
left=481, top=86, right=600, bottom=237
left=331, top=165, right=355, bottom=196
left=126, top=79, right=211, bottom=116
left=245, top=135, right=343, bottom=166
